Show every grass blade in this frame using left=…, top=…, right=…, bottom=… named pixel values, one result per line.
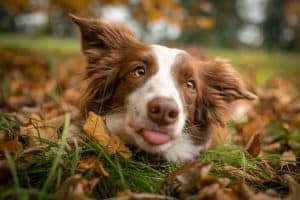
left=38, top=113, right=70, bottom=200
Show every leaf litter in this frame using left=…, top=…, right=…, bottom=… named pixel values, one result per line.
left=0, top=48, right=299, bottom=199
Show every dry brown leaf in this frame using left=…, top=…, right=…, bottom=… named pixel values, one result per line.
left=20, top=113, right=57, bottom=145
left=246, top=132, right=261, bottom=157
left=56, top=174, right=98, bottom=200
left=164, top=160, right=202, bottom=185
left=237, top=181, right=280, bottom=200
left=241, top=119, right=266, bottom=146
left=283, top=174, right=300, bottom=200
left=261, top=142, right=281, bottom=152
left=223, top=165, right=264, bottom=183
left=0, top=139, right=23, bottom=153
left=20, top=123, right=58, bottom=147
left=197, top=183, right=239, bottom=200
left=63, top=88, right=81, bottom=103
left=280, top=151, right=297, bottom=169
left=108, top=193, right=176, bottom=200
left=17, top=101, right=79, bottom=147
left=83, top=111, right=132, bottom=159
left=78, top=156, right=109, bottom=176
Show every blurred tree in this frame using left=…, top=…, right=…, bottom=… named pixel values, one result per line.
left=263, top=0, right=286, bottom=50
left=283, top=0, right=300, bottom=51
left=263, top=0, right=300, bottom=51
left=0, top=0, right=299, bottom=51
left=132, top=0, right=183, bottom=25
left=176, top=0, right=241, bottom=48
left=1, top=0, right=29, bottom=31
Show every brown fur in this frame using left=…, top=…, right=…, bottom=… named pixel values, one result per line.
left=70, top=15, right=154, bottom=116
left=71, top=15, right=256, bottom=147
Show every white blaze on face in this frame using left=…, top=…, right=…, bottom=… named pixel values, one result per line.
left=145, top=44, right=186, bottom=136
left=123, top=44, right=186, bottom=152
left=106, top=44, right=201, bottom=161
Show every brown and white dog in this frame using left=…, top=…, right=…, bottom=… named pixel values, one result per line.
left=71, top=15, right=256, bottom=162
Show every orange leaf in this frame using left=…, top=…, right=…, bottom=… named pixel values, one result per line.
left=0, top=139, right=23, bottom=153
left=246, top=132, right=261, bottom=157
left=78, top=156, right=109, bottom=176
left=83, top=111, right=132, bottom=159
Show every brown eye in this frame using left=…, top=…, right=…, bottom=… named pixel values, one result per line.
left=185, top=79, right=195, bottom=90
left=131, top=66, right=146, bottom=78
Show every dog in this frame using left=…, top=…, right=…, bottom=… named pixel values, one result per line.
left=71, top=15, right=256, bottom=162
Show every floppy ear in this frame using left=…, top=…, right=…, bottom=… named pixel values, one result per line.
left=69, top=14, right=138, bottom=115
left=197, top=58, right=256, bottom=126
left=70, top=14, right=137, bottom=52
left=203, top=58, right=256, bottom=102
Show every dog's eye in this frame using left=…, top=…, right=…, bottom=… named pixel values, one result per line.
left=131, top=66, right=146, bottom=78
left=185, top=79, right=195, bottom=90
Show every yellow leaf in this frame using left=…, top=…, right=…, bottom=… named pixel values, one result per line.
left=83, top=111, right=132, bottom=159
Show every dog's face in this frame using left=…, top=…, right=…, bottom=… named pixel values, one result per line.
left=72, top=15, right=255, bottom=160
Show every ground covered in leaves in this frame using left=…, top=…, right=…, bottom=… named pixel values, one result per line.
left=0, top=47, right=300, bottom=200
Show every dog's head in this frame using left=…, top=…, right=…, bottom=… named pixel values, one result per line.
left=71, top=15, right=255, bottom=155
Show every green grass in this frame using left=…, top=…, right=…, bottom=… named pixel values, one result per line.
left=0, top=33, right=80, bottom=67
left=0, top=33, right=299, bottom=84
left=205, top=47, right=300, bottom=84
left=0, top=113, right=177, bottom=199
left=0, top=33, right=80, bottom=55
left=0, top=112, right=297, bottom=199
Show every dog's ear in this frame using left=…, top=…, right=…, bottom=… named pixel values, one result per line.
left=69, top=14, right=137, bottom=52
left=203, top=58, right=256, bottom=102
left=69, top=14, right=138, bottom=115
left=197, top=58, right=256, bottom=126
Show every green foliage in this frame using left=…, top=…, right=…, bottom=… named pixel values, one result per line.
left=0, top=113, right=18, bottom=137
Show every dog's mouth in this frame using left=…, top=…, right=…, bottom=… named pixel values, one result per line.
left=141, top=129, right=172, bottom=145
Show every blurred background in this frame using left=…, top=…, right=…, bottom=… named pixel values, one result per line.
left=1, top=2, right=300, bottom=199
left=1, top=0, right=300, bottom=50
left=0, top=0, right=299, bottom=109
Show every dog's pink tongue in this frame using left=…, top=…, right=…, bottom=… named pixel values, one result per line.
left=142, top=130, right=171, bottom=145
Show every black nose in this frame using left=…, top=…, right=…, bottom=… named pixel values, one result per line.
left=147, top=97, right=179, bottom=125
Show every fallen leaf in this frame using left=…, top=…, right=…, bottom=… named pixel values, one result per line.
left=0, top=139, right=22, bottom=153
left=164, top=160, right=202, bottom=185
left=261, top=142, right=281, bottom=152
left=280, top=151, right=296, bottom=169
left=237, top=181, right=280, bottom=200
left=240, top=118, right=266, bottom=146
left=197, top=183, right=238, bottom=200
left=20, top=123, right=58, bottom=147
left=78, top=156, right=109, bottom=176
left=246, top=132, right=261, bottom=157
left=283, top=174, right=300, bottom=200
left=83, top=111, right=132, bottom=159
left=63, top=88, right=81, bottom=103
left=107, top=193, right=176, bottom=200
left=223, top=165, right=264, bottom=183
left=56, top=174, right=98, bottom=200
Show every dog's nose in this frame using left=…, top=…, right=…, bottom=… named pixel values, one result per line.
left=147, top=97, right=179, bottom=125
